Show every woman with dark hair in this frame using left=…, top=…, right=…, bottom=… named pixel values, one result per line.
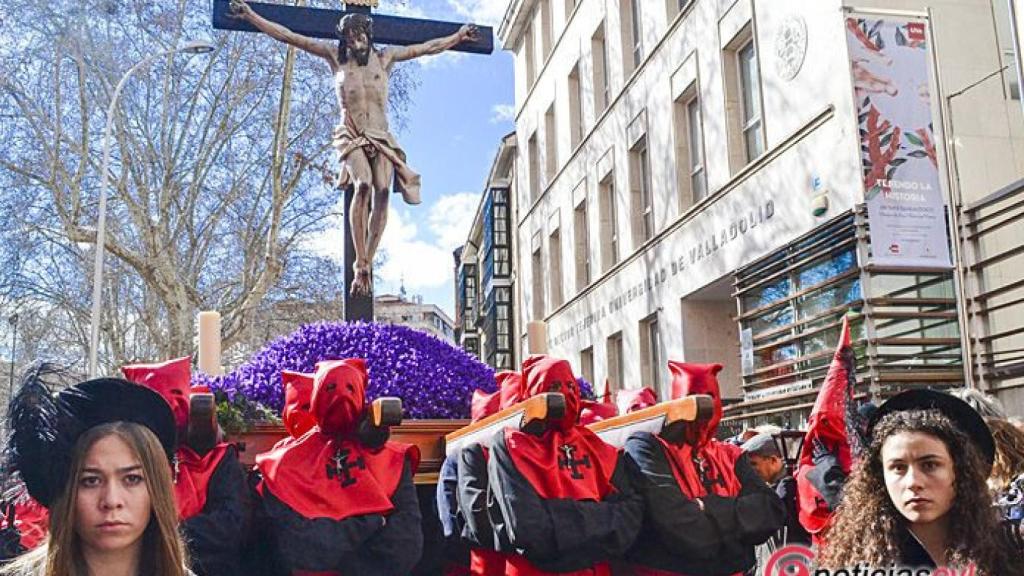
left=819, top=389, right=1022, bottom=575
left=1, top=368, right=193, bottom=576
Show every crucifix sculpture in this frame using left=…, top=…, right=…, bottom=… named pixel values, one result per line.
left=213, top=0, right=493, bottom=320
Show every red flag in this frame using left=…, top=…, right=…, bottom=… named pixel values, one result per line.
left=795, top=315, right=862, bottom=539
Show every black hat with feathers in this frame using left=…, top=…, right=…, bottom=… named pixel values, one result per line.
left=4, top=364, right=177, bottom=507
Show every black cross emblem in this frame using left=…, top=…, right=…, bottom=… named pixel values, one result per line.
left=558, top=444, right=591, bottom=480
left=326, top=448, right=365, bottom=487
left=693, top=455, right=726, bottom=492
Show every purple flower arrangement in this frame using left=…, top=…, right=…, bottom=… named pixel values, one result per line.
left=193, top=321, right=496, bottom=420
left=577, top=376, right=595, bottom=400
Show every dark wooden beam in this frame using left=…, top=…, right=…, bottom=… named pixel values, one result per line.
left=212, top=0, right=494, bottom=54
left=342, top=185, right=374, bottom=322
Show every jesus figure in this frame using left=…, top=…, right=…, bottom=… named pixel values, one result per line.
left=231, top=0, right=479, bottom=295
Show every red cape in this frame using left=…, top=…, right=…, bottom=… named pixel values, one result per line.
left=657, top=438, right=743, bottom=498
left=661, top=362, right=742, bottom=498
left=256, top=431, right=419, bottom=521
left=175, top=444, right=231, bottom=520
left=505, top=426, right=619, bottom=500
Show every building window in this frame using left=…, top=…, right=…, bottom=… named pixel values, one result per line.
left=673, top=90, right=706, bottom=212
left=640, top=314, right=662, bottom=389
left=525, top=24, right=537, bottom=89
left=545, top=103, right=557, bottom=185
left=738, top=40, right=764, bottom=162
left=495, top=286, right=513, bottom=369
left=736, top=216, right=863, bottom=391
left=599, top=171, right=619, bottom=272
left=591, top=23, right=610, bottom=114
left=462, top=265, right=477, bottom=331
left=606, top=331, right=624, bottom=395
left=686, top=97, right=707, bottom=202
left=528, top=132, right=540, bottom=204
left=630, top=137, right=654, bottom=245
left=565, top=0, right=577, bottom=19
left=541, top=0, right=553, bottom=61
left=667, top=0, right=694, bottom=21
left=568, top=62, right=584, bottom=149
left=465, top=337, right=480, bottom=358
left=574, top=197, right=591, bottom=291
left=620, top=0, right=642, bottom=76
left=580, top=346, right=594, bottom=389
left=532, top=246, right=544, bottom=320
left=491, top=190, right=511, bottom=277
left=630, top=0, right=643, bottom=67
left=549, top=227, right=564, bottom=309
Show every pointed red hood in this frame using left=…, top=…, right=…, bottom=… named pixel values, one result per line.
left=498, top=370, right=524, bottom=409
left=470, top=389, right=501, bottom=423
left=796, top=316, right=857, bottom=536
left=470, top=371, right=522, bottom=422
left=282, top=370, right=317, bottom=438
left=312, top=358, right=367, bottom=437
left=521, top=355, right=579, bottom=430
left=616, top=387, right=658, bottom=414
left=669, top=362, right=723, bottom=448
left=122, top=356, right=192, bottom=435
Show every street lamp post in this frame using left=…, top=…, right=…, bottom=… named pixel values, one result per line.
left=87, top=40, right=214, bottom=378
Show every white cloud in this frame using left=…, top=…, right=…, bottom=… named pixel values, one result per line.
left=305, top=192, right=482, bottom=292
left=490, top=103, right=515, bottom=123
left=376, top=207, right=454, bottom=290
left=447, top=0, right=509, bottom=27
left=428, top=192, right=481, bottom=251
left=380, top=2, right=429, bottom=19
left=415, top=50, right=468, bottom=69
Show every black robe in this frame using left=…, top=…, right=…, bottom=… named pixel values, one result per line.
left=182, top=445, right=249, bottom=576
left=485, top=430, right=644, bottom=573
left=624, top=432, right=785, bottom=575
left=436, top=452, right=471, bottom=572
left=256, top=459, right=422, bottom=576
left=773, top=475, right=811, bottom=546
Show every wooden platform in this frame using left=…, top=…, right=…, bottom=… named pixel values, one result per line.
left=228, top=419, right=469, bottom=485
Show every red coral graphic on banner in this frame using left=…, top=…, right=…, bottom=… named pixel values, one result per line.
left=859, top=102, right=903, bottom=200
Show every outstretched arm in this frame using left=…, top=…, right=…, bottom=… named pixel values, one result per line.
left=230, top=0, right=333, bottom=61
left=382, top=24, right=480, bottom=68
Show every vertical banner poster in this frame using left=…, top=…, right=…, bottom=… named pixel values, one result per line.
left=846, top=16, right=952, bottom=268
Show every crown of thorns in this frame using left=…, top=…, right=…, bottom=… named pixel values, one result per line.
left=336, top=13, right=373, bottom=40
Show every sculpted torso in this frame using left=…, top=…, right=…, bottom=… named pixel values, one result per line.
left=330, top=51, right=390, bottom=133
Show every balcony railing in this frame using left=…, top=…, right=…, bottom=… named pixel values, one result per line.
left=959, top=177, right=1024, bottom=389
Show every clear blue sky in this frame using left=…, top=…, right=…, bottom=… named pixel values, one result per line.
left=309, top=0, right=515, bottom=321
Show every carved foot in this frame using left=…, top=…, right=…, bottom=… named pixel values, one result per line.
left=350, top=264, right=372, bottom=296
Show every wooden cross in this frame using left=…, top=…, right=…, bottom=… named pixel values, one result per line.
left=326, top=447, right=366, bottom=487
left=211, top=0, right=493, bottom=321
left=558, top=443, right=591, bottom=480
left=212, top=0, right=493, bottom=55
